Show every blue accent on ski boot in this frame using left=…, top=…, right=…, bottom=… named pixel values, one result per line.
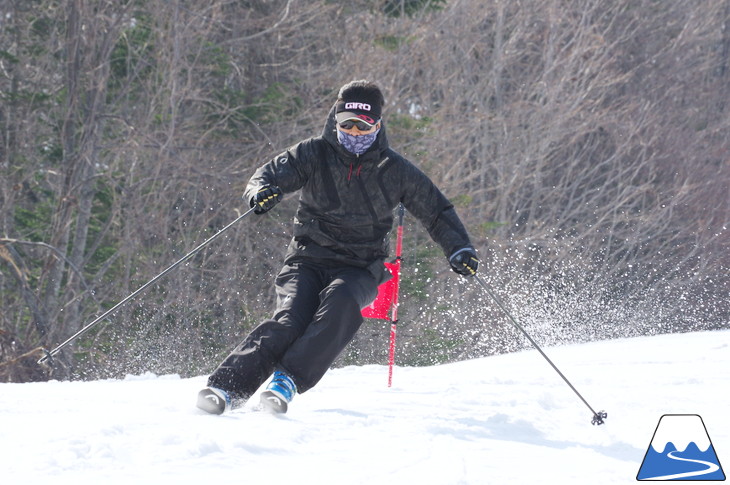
left=196, top=387, right=232, bottom=415
left=260, top=371, right=297, bottom=414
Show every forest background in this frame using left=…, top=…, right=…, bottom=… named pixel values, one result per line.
left=1, top=0, right=728, bottom=382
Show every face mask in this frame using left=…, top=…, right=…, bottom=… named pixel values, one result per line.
left=337, top=127, right=380, bottom=155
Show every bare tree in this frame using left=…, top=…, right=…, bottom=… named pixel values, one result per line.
left=2, top=0, right=727, bottom=380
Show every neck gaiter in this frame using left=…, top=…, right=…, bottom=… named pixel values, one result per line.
left=337, top=128, right=380, bottom=155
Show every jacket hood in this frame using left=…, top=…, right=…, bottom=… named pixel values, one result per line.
left=322, top=102, right=389, bottom=163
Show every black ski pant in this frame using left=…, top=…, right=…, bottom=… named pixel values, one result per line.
left=207, top=261, right=379, bottom=402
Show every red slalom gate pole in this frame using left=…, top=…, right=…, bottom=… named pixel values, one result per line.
left=387, top=204, right=405, bottom=387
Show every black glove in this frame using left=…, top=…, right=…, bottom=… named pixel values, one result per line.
left=449, top=248, right=479, bottom=276
left=250, top=185, right=282, bottom=214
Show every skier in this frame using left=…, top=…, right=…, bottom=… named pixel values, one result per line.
left=197, top=80, right=479, bottom=414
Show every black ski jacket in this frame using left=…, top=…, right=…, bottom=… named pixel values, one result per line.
left=244, top=104, right=474, bottom=282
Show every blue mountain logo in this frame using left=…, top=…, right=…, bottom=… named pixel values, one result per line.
left=637, top=414, right=725, bottom=481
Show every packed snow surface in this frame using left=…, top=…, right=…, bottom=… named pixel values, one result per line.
left=2, top=330, right=728, bottom=484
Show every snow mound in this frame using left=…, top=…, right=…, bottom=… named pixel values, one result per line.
left=1, top=330, right=728, bottom=484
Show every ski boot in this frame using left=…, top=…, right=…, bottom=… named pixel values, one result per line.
left=196, top=387, right=232, bottom=415
left=260, top=371, right=297, bottom=414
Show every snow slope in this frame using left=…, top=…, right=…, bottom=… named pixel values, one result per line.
left=1, top=330, right=728, bottom=485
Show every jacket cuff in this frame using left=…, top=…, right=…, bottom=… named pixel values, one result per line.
left=449, top=247, right=475, bottom=261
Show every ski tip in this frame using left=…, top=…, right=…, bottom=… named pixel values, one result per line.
left=592, top=410, right=608, bottom=426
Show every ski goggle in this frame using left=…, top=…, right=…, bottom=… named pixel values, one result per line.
left=338, top=119, right=379, bottom=131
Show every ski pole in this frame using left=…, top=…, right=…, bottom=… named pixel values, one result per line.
left=38, top=207, right=256, bottom=366
left=473, top=274, right=607, bottom=425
